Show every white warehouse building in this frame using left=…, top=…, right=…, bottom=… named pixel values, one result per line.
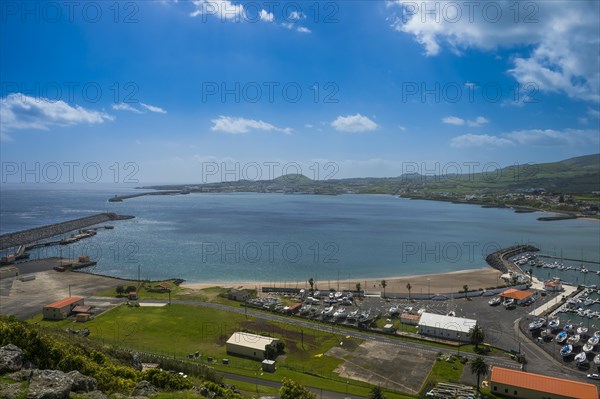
left=418, top=312, right=477, bottom=342
left=226, top=332, right=280, bottom=360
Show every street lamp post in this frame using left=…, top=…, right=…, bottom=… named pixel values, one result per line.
left=427, top=279, right=431, bottom=297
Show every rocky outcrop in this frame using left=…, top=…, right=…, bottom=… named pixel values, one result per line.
left=27, top=369, right=72, bottom=399
left=0, top=344, right=23, bottom=373
left=0, top=382, right=24, bottom=399
left=67, top=370, right=97, bottom=392
left=131, top=380, right=157, bottom=397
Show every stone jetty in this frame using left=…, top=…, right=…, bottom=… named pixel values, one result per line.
left=0, top=213, right=133, bottom=251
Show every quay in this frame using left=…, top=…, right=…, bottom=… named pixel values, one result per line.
left=0, top=213, right=134, bottom=251
left=108, top=190, right=188, bottom=202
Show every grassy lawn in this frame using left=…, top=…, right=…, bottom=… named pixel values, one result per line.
left=30, top=304, right=412, bottom=398
left=420, top=354, right=465, bottom=393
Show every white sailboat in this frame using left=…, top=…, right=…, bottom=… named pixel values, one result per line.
left=567, top=334, right=581, bottom=346
left=594, top=354, right=600, bottom=366
left=588, top=335, right=599, bottom=346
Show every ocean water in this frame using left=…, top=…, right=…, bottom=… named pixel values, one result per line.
left=1, top=185, right=599, bottom=284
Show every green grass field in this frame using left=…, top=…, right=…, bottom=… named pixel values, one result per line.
left=31, top=304, right=413, bottom=398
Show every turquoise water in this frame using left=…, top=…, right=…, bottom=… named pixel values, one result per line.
left=1, top=185, right=599, bottom=283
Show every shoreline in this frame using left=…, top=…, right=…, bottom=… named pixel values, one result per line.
left=181, top=267, right=506, bottom=294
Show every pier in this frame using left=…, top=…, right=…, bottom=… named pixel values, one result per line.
left=0, top=213, right=134, bottom=251
left=108, top=190, right=188, bottom=202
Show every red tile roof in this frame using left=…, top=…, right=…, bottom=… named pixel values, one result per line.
left=45, top=296, right=83, bottom=309
left=491, top=366, right=598, bottom=399
left=500, top=288, right=533, bottom=301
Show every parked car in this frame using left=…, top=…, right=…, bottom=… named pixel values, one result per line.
left=587, top=373, right=600, bottom=380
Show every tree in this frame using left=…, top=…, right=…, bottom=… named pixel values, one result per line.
left=356, top=282, right=361, bottom=297
left=381, top=280, right=387, bottom=298
left=468, top=325, right=485, bottom=350
left=406, top=282, right=412, bottom=300
left=308, top=278, right=314, bottom=293
left=463, top=284, right=469, bottom=299
left=126, top=285, right=137, bottom=293
left=279, top=378, right=316, bottom=399
left=470, top=356, right=489, bottom=392
left=369, top=385, right=386, bottom=399
left=115, top=285, right=125, bottom=296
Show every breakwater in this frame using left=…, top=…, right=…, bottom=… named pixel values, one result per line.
left=108, top=190, right=188, bottom=202
left=0, top=213, right=134, bottom=251
left=485, top=244, right=540, bottom=273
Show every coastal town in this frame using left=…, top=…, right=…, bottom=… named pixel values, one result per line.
left=1, top=214, right=599, bottom=398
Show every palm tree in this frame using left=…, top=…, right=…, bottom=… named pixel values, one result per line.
left=308, top=278, right=314, bottom=293
left=463, top=284, right=469, bottom=299
left=470, top=356, right=489, bottom=392
left=381, top=280, right=387, bottom=298
left=406, top=282, right=412, bottom=300
left=369, top=386, right=386, bottom=399
left=468, top=325, right=485, bottom=350
left=356, top=282, right=361, bottom=297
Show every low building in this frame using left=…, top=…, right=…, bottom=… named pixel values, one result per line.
left=75, top=313, right=91, bottom=322
left=383, top=323, right=395, bottom=333
left=417, top=312, right=476, bottom=342
left=500, top=288, right=534, bottom=305
left=400, top=313, right=421, bottom=325
left=261, top=359, right=276, bottom=372
left=228, top=289, right=253, bottom=301
left=128, top=292, right=138, bottom=300
left=226, top=332, right=280, bottom=360
left=544, top=277, right=562, bottom=292
left=72, top=305, right=92, bottom=314
left=43, top=296, right=84, bottom=320
left=490, top=366, right=598, bottom=399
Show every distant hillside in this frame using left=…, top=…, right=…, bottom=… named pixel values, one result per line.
left=143, top=154, right=599, bottom=195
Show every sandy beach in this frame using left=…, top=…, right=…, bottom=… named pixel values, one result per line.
left=181, top=267, right=505, bottom=295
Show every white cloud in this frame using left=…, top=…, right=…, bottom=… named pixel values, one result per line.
left=505, top=129, right=599, bottom=147
left=112, top=103, right=143, bottom=114
left=398, top=125, right=407, bottom=131
left=467, top=116, right=489, bottom=127
left=297, top=26, right=311, bottom=33
left=390, top=1, right=600, bottom=102
left=304, top=124, right=313, bottom=128
left=331, top=114, right=379, bottom=132
left=190, top=0, right=244, bottom=20
left=0, top=93, right=113, bottom=131
left=259, top=9, right=274, bottom=22
left=0, top=132, right=13, bottom=142
left=450, top=128, right=599, bottom=148
left=443, top=115, right=489, bottom=127
left=450, top=134, right=513, bottom=148
left=288, top=11, right=304, bottom=21
left=442, top=116, right=465, bottom=126
left=588, top=107, right=600, bottom=119
left=140, top=103, right=167, bottom=114
left=211, top=116, right=292, bottom=135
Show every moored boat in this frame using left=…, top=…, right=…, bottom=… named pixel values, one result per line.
left=594, top=354, right=600, bottom=366
left=583, top=343, right=594, bottom=353
left=560, top=344, right=573, bottom=357
left=567, top=334, right=581, bottom=346
left=548, top=319, right=560, bottom=330
left=588, top=336, right=599, bottom=346
left=556, top=331, right=568, bottom=343
left=575, top=352, right=587, bottom=364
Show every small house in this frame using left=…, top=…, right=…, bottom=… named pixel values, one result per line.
left=544, top=277, right=562, bottom=292
left=226, top=332, right=280, bottom=360
left=261, top=359, right=276, bottom=372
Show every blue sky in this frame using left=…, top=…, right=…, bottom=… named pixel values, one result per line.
left=1, top=0, right=599, bottom=183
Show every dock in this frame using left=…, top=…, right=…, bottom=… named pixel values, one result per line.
left=0, top=213, right=134, bottom=251
left=537, top=254, right=600, bottom=265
